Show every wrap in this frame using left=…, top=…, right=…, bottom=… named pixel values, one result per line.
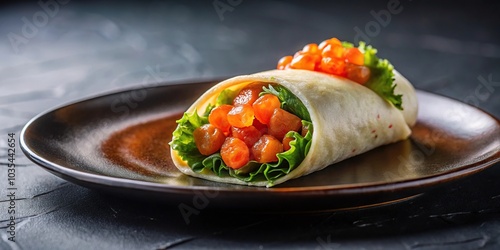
left=170, top=69, right=417, bottom=187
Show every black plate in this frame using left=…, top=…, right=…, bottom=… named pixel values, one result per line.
left=20, top=79, right=500, bottom=212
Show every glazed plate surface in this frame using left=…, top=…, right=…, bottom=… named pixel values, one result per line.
left=20, top=79, right=500, bottom=211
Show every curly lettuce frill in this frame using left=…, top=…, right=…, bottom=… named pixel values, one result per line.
left=343, top=41, right=403, bottom=110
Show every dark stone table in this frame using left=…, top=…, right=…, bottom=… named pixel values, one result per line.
left=1, top=0, right=499, bottom=249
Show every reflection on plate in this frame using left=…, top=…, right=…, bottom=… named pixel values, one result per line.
left=20, top=79, right=500, bottom=212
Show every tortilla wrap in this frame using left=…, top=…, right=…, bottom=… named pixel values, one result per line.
left=170, top=69, right=418, bottom=187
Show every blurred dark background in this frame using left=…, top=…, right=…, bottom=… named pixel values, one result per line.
left=1, top=0, right=499, bottom=109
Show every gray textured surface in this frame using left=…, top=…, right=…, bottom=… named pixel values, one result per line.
left=1, top=0, right=499, bottom=249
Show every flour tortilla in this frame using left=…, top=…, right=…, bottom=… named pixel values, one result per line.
left=170, top=69, right=418, bottom=187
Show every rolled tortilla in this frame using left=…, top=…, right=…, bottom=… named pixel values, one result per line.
left=171, top=69, right=417, bottom=187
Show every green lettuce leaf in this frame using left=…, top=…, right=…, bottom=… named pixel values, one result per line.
left=343, top=41, right=403, bottom=110
left=359, top=42, right=402, bottom=110
left=261, top=84, right=311, bottom=121
left=169, top=109, right=208, bottom=171
left=216, top=89, right=237, bottom=106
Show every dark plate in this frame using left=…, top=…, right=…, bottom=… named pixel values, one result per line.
left=20, top=79, right=500, bottom=212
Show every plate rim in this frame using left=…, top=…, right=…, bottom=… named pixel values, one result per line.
left=19, top=79, right=500, bottom=196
